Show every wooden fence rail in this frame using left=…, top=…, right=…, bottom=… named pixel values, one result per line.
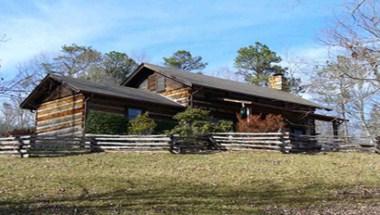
left=289, top=134, right=379, bottom=153
left=85, top=134, right=171, bottom=152
left=0, top=136, right=91, bottom=157
left=212, top=132, right=291, bottom=152
left=30, top=136, right=91, bottom=157
left=0, top=133, right=378, bottom=157
left=0, top=137, right=23, bottom=156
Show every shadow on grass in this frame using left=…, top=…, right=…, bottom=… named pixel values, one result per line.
left=1, top=182, right=377, bottom=215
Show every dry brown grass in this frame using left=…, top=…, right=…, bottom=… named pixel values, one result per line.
left=0, top=151, right=379, bottom=214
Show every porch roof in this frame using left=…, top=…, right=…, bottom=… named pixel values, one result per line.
left=309, top=113, right=347, bottom=122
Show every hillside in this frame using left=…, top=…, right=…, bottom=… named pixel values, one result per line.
left=0, top=152, right=380, bottom=214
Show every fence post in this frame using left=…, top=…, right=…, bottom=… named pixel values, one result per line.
left=169, top=135, right=173, bottom=152
left=89, top=136, right=96, bottom=152
left=16, top=136, right=23, bottom=158
left=16, top=135, right=30, bottom=158
left=280, top=132, right=291, bottom=153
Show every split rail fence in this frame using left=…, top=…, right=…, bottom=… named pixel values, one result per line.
left=212, top=132, right=291, bottom=152
left=289, top=134, right=379, bottom=153
left=0, top=136, right=91, bottom=157
left=86, top=134, right=171, bottom=152
left=0, top=133, right=378, bottom=157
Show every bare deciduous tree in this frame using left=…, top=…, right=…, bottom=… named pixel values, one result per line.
left=325, top=0, right=380, bottom=86
left=309, top=57, right=352, bottom=138
left=368, top=104, right=380, bottom=136
left=310, top=55, right=378, bottom=140
left=313, top=0, right=380, bottom=139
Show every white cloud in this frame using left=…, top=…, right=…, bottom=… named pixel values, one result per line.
left=0, top=3, right=140, bottom=76
left=280, top=45, right=339, bottom=67
left=277, top=45, right=344, bottom=100
left=0, top=0, right=340, bottom=79
left=279, top=45, right=344, bottom=79
left=0, top=0, right=263, bottom=75
left=0, top=1, right=164, bottom=75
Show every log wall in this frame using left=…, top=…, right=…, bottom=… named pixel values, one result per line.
left=191, top=87, right=316, bottom=134
left=160, top=87, right=191, bottom=106
left=86, top=95, right=181, bottom=121
left=139, top=73, right=191, bottom=106
left=36, top=94, right=85, bottom=136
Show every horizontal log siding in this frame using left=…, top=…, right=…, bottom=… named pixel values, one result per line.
left=191, top=87, right=316, bottom=134
left=36, top=94, right=85, bottom=136
left=139, top=72, right=190, bottom=106
left=160, top=87, right=191, bottom=106
left=86, top=96, right=181, bottom=118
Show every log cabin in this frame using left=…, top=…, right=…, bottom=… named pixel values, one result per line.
left=20, top=63, right=344, bottom=136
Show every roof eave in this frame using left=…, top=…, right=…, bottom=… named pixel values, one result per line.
left=122, top=63, right=193, bottom=87
left=309, top=113, right=347, bottom=122
left=192, top=83, right=329, bottom=111
left=121, top=63, right=150, bottom=86
left=81, top=89, right=184, bottom=109
left=143, top=64, right=193, bottom=86
left=20, top=74, right=54, bottom=110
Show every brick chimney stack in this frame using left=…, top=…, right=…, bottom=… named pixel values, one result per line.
left=268, top=73, right=287, bottom=91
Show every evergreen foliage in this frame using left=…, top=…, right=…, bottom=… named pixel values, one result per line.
left=163, top=50, right=207, bottom=72
left=234, top=42, right=303, bottom=93
left=85, top=111, right=128, bottom=134
left=169, top=108, right=233, bottom=136
left=128, top=113, right=157, bottom=135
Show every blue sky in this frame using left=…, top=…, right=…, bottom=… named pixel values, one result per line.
left=0, top=0, right=345, bottom=79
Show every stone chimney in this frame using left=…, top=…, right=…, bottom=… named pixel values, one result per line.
left=268, top=73, right=287, bottom=91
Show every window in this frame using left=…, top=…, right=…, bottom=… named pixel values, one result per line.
left=128, top=108, right=142, bottom=120
left=156, top=76, right=165, bottom=92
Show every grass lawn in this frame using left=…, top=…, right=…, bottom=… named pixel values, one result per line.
left=0, top=151, right=380, bottom=214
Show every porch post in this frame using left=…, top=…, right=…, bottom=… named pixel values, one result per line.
left=332, top=121, right=339, bottom=138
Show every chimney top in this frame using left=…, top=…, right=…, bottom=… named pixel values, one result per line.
left=268, top=73, right=287, bottom=91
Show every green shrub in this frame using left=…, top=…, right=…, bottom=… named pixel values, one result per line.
left=214, top=120, right=234, bottom=132
left=128, top=113, right=157, bottom=135
left=155, top=119, right=177, bottom=134
left=85, top=111, right=128, bottom=134
left=169, top=108, right=233, bottom=136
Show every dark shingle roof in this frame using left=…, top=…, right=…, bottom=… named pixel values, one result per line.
left=21, top=74, right=183, bottom=109
left=128, top=63, right=329, bottom=110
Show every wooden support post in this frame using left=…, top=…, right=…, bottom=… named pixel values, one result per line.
left=280, top=131, right=291, bottom=153
left=16, top=136, right=23, bottom=158
left=332, top=121, right=339, bottom=138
